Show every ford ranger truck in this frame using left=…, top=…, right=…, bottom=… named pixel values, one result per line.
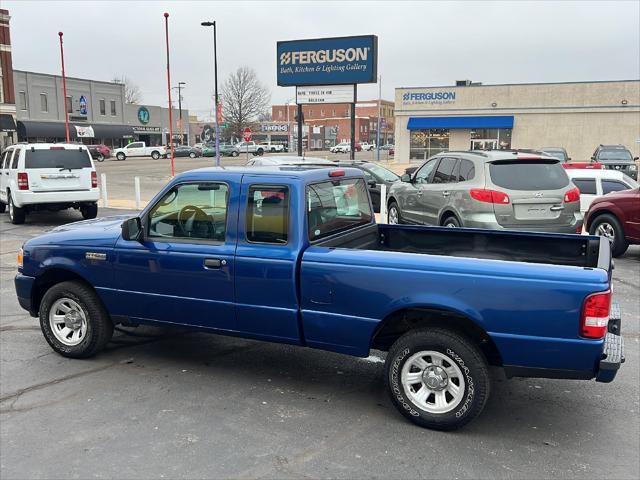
left=14, top=166, right=624, bottom=431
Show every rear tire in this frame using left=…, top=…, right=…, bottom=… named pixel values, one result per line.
left=151, top=151, right=160, bottom=160
left=442, top=216, right=461, bottom=228
left=8, top=193, right=26, bottom=225
left=81, top=203, right=98, bottom=220
left=116, top=152, right=126, bottom=161
left=96, top=153, right=105, bottom=162
left=388, top=201, right=401, bottom=225
left=231, top=151, right=239, bottom=157
left=386, top=328, right=490, bottom=431
left=589, top=213, right=629, bottom=257
left=39, top=281, right=113, bottom=358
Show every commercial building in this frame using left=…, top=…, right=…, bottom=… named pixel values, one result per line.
left=14, top=69, right=186, bottom=147
left=0, top=9, right=17, bottom=150
left=394, top=80, right=640, bottom=163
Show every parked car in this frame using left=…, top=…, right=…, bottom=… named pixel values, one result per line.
left=585, top=186, right=640, bottom=257
left=236, top=141, right=265, bottom=156
left=360, top=142, right=375, bottom=151
left=380, top=144, right=394, bottom=151
left=14, top=165, right=623, bottom=431
left=336, top=161, right=400, bottom=212
left=387, top=150, right=582, bottom=233
left=591, top=144, right=638, bottom=180
left=541, top=147, right=570, bottom=162
left=171, top=145, right=202, bottom=158
left=330, top=142, right=362, bottom=153
left=566, top=169, right=639, bottom=214
left=112, top=142, right=166, bottom=161
left=0, top=143, right=99, bottom=224
left=202, top=143, right=240, bottom=157
left=246, top=156, right=334, bottom=167
left=87, top=144, right=111, bottom=162
left=258, top=142, right=285, bottom=153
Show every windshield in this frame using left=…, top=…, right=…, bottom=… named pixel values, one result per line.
left=366, top=164, right=400, bottom=182
left=307, top=178, right=373, bottom=241
left=25, top=149, right=92, bottom=169
left=542, top=150, right=567, bottom=161
left=489, top=161, right=570, bottom=190
left=598, top=150, right=633, bottom=162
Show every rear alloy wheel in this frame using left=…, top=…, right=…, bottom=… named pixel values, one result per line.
left=231, top=151, right=239, bottom=157
left=589, top=213, right=628, bottom=257
left=8, top=193, right=26, bottom=225
left=96, top=153, right=105, bottom=162
left=189, top=152, right=196, bottom=158
left=116, top=153, right=126, bottom=161
left=151, top=151, right=161, bottom=160
left=388, top=201, right=401, bottom=225
left=443, top=216, right=461, bottom=228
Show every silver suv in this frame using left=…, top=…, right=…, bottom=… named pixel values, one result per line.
left=387, top=150, right=583, bottom=233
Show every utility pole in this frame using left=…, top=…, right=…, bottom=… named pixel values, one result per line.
left=58, top=32, right=70, bottom=143
left=376, top=75, right=381, bottom=162
left=201, top=21, right=220, bottom=166
left=163, top=12, right=175, bottom=176
left=173, top=82, right=186, bottom=144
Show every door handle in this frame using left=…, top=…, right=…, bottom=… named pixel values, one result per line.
left=204, top=258, right=227, bottom=269
left=550, top=205, right=564, bottom=211
left=442, top=191, right=450, bottom=197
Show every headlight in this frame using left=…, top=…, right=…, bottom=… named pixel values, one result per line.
left=629, top=164, right=637, bottom=171
left=17, top=248, right=23, bottom=269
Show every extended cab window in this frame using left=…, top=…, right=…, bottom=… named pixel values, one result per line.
left=25, top=149, right=91, bottom=169
left=148, top=183, right=228, bottom=242
left=307, top=178, right=373, bottom=241
left=246, top=186, right=289, bottom=244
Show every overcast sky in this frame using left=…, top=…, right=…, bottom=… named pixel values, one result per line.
left=6, top=1, right=640, bottom=120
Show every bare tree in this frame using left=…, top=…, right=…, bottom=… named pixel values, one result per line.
left=220, top=67, right=270, bottom=139
left=112, top=75, right=142, bottom=104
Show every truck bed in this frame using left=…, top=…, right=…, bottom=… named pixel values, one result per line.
left=315, top=223, right=610, bottom=270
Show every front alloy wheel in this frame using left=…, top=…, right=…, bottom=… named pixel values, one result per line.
left=388, top=203, right=400, bottom=224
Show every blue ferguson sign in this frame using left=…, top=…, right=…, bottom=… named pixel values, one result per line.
left=277, top=35, right=378, bottom=87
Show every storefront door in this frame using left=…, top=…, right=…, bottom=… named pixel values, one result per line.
left=470, top=139, right=497, bottom=151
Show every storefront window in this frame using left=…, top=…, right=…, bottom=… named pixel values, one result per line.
left=470, top=128, right=512, bottom=150
left=410, top=129, right=449, bottom=161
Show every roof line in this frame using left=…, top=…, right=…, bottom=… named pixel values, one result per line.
left=396, top=79, right=640, bottom=90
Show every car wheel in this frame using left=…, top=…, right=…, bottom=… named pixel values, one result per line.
left=96, top=153, right=105, bottom=162
left=231, top=151, right=239, bottom=157
left=151, top=151, right=160, bottom=160
left=257, top=149, right=264, bottom=156
left=8, top=193, right=26, bottom=225
left=388, top=201, right=401, bottom=225
left=589, top=213, right=629, bottom=257
left=39, top=281, right=113, bottom=358
left=189, top=152, right=196, bottom=158
left=81, top=203, right=98, bottom=220
left=116, top=153, right=126, bottom=161
left=442, top=216, right=461, bottom=228
left=386, top=328, right=490, bottom=431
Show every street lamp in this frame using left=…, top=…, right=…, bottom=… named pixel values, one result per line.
left=172, top=82, right=186, bottom=144
left=58, top=32, right=70, bottom=143
left=201, top=20, right=220, bottom=166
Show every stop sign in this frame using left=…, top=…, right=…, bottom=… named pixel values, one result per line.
left=243, top=127, right=252, bottom=142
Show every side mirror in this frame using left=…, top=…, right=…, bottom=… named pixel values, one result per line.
left=634, top=157, right=639, bottom=161
left=401, top=174, right=411, bottom=183
left=122, top=217, right=142, bottom=241
left=367, top=180, right=377, bottom=188
left=567, top=157, right=571, bottom=161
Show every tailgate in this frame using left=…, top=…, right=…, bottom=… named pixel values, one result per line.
left=25, top=147, right=94, bottom=192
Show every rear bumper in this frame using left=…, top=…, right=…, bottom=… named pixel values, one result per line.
left=14, top=273, right=36, bottom=316
left=14, top=189, right=100, bottom=208
left=596, top=303, right=625, bottom=383
left=464, top=213, right=583, bottom=234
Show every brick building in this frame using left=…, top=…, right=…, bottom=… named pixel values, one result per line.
left=271, top=99, right=394, bottom=149
left=0, top=8, right=17, bottom=149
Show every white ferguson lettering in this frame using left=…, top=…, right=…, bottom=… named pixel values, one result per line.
left=283, top=47, right=369, bottom=65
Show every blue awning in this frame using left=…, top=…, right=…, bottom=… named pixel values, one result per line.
left=407, top=115, right=514, bottom=130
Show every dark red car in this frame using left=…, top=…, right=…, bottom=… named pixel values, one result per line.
left=88, top=144, right=111, bottom=162
left=585, top=187, right=640, bottom=257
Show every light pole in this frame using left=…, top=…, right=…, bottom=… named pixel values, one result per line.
left=173, top=82, right=186, bottom=144
left=285, top=98, right=293, bottom=152
left=376, top=75, right=381, bottom=162
left=163, top=12, right=175, bottom=177
left=201, top=21, right=220, bottom=166
left=58, top=32, right=70, bottom=143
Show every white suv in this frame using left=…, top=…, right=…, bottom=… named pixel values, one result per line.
left=0, top=143, right=100, bottom=224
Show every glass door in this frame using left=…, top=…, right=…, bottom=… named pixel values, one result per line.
left=470, top=139, right=497, bottom=151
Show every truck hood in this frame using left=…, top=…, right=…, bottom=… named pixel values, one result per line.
left=25, top=215, right=133, bottom=249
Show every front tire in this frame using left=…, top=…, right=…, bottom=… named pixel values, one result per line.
left=189, top=152, right=196, bottom=158
left=386, top=328, right=490, bottom=431
left=39, top=281, right=113, bottom=358
left=388, top=201, right=401, bottom=225
left=231, top=151, right=239, bottom=157
left=8, top=193, right=26, bottom=225
left=81, top=203, right=98, bottom=219
left=589, top=213, right=629, bottom=257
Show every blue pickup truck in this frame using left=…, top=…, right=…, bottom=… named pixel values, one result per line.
left=14, top=166, right=624, bottom=430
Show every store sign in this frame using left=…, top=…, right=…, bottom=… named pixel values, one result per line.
left=277, top=35, right=378, bottom=87
left=79, top=96, right=88, bottom=116
left=296, top=85, right=354, bottom=104
left=401, top=91, right=457, bottom=106
left=133, top=126, right=161, bottom=133
left=137, top=106, right=150, bottom=125
left=261, top=123, right=289, bottom=133
left=74, top=125, right=95, bottom=138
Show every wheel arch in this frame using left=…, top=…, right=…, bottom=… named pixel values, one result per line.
left=586, top=207, right=620, bottom=231
left=439, top=209, right=461, bottom=226
left=31, top=267, right=101, bottom=317
left=370, top=306, right=503, bottom=366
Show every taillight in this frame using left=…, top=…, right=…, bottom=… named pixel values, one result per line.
left=469, top=189, right=510, bottom=204
left=564, top=187, right=580, bottom=203
left=580, top=290, right=611, bottom=339
left=91, top=171, right=98, bottom=188
left=17, top=172, right=29, bottom=190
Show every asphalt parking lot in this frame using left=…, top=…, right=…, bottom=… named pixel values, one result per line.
left=0, top=208, right=638, bottom=479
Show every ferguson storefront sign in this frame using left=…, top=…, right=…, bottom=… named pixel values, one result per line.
left=261, top=123, right=289, bottom=133
left=296, top=85, right=355, bottom=104
left=277, top=35, right=378, bottom=86
left=401, top=91, right=457, bottom=106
